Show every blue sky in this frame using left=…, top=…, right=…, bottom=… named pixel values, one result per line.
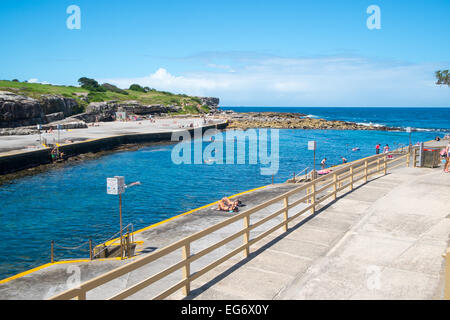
left=1, top=0, right=449, bottom=106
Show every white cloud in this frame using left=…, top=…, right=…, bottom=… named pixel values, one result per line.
left=27, top=78, right=50, bottom=85
left=101, top=55, right=450, bottom=107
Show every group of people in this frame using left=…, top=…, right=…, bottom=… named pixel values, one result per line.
left=217, top=197, right=243, bottom=212
left=375, top=143, right=390, bottom=154
left=50, top=145, right=65, bottom=162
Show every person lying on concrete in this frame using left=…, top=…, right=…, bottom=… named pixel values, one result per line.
left=217, top=197, right=240, bottom=212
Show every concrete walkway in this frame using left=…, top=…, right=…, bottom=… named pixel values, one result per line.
left=181, top=166, right=450, bottom=300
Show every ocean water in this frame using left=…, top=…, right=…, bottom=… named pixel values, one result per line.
left=0, top=107, right=447, bottom=280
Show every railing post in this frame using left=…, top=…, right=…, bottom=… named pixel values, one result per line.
left=243, top=215, right=250, bottom=258
left=182, top=242, right=190, bottom=296
left=384, top=155, right=387, bottom=175
left=126, top=233, right=131, bottom=259
left=413, top=148, right=417, bottom=168
left=283, top=196, right=289, bottom=232
left=364, top=160, right=368, bottom=182
left=51, top=240, right=54, bottom=263
left=89, top=239, right=93, bottom=260
left=406, top=152, right=410, bottom=167
left=350, top=166, right=354, bottom=191
left=377, top=158, right=380, bottom=172
left=311, top=181, right=316, bottom=213
left=333, top=173, right=337, bottom=200
left=77, top=290, right=86, bottom=300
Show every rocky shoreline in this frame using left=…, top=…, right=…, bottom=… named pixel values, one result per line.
left=223, top=111, right=399, bottom=131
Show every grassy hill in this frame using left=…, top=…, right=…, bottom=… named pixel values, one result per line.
left=0, top=80, right=211, bottom=114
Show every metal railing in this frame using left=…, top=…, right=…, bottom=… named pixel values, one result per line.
left=49, top=151, right=410, bottom=300
left=50, top=223, right=135, bottom=263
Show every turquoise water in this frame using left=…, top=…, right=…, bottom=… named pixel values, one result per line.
left=0, top=126, right=440, bottom=280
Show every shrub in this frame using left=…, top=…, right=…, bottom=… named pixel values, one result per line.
left=129, top=84, right=146, bottom=93
left=87, top=91, right=107, bottom=102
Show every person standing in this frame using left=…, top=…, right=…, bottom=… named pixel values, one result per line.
left=321, top=158, right=327, bottom=169
left=375, top=143, right=380, bottom=154
left=444, top=143, right=450, bottom=173
left=341, top=156, right=347, bottom=164
left=383, top=144, right=390, bottom=154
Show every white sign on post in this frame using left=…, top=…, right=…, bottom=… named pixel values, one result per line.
left=107, top=176, right=125, bottom=195
left=308, top=141, right=317, bottom=151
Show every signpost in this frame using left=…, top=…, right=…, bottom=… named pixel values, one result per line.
left=107, top=176, right=141, bottom=259
left=107, top=176, right=126, bottom=259
left=406, top=127, right=412, bottom=152
left=308, top=141, right=317, bottom=179
left=37, top=124, right=42, bottom=146
left=57, top=124, right=62, bottom=144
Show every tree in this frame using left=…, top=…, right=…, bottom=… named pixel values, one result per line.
left=435, top=70, right=449, bottom=86
left=78, top=77, right=106, bottom=92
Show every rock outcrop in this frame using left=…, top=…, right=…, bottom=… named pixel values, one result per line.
left=224, top=112, right=398, bottom=131
left=199, top=97, right=220, bottom=113
left=0, top=91, right=78, bottom=128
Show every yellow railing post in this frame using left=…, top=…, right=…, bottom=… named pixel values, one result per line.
left=384, top=155, right=387, bottom=175
left=413, top=148, right=417, bottom=167
left=364, top=160, right=368, bottom=182
left=311, top=181, right=316, bottom=213
left=406, top=152, right=410, bottom=167
left=333, top=173, right=337, bottom=200
left=243, top=215, right=250, bottom=258
left=283, top=196, right=289, bottom=232
left=182, top=242, right=190, bottom=296
left=77, top=291, right=86, bottom=300
left=350, top=166, right=354, bottom=191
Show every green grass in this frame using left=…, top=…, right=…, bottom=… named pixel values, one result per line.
left=0, top=80, right=209, bottom=114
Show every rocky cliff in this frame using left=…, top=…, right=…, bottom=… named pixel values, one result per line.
left=0, top=91, right=78, bottom=128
